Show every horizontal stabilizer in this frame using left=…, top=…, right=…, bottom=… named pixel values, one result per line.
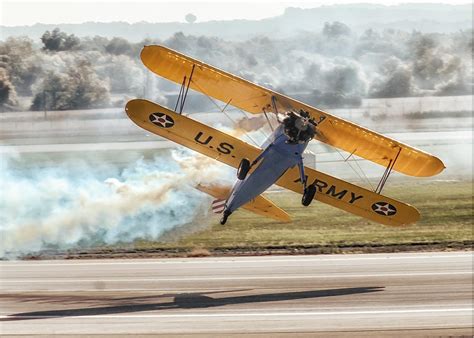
left=197, top=183, right=291, bottom=223
left=211, top=199, right=226, bottom=214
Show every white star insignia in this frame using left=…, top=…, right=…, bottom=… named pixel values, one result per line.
left=149, top=113, right=174, bottom=128
left=372, top=202, right=397, bottom=216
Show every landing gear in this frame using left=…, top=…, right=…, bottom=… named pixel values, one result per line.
left=237, top=158, right=251, bottom=180
left=220, top=210, right=232, bottom=225
left=297, top=158, right=315, bottom=206
left=302, top=184, right=316, bottom=206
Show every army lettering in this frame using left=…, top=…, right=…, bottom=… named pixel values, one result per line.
left=293, top=177, right=363, bottom=204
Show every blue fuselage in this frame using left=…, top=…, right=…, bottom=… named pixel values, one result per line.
left=225, top=125, right=309, bottom=213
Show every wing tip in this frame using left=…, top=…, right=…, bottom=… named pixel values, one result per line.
left=385, top=203, right=420, bottom=227
left=125, top=98, right=152, bottom=119
left=141, top=44, right=174, bottom=61
left=418, top=155, right=446, bottom=177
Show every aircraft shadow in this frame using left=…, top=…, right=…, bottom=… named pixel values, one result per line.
left=2, top=286, right=384, bottom=321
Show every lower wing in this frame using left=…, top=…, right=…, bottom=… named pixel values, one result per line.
left=126, top=99, right=419, bottom=226
left=276, top=167, right=419, bottom=226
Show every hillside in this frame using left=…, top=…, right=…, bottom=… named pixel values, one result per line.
left=1, top=3, right=472, bottom=42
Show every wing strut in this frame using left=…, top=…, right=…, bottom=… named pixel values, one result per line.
left=271, top=96, right=282, bottom=123
left=262, top=108, right=275, bottom=131
left=259, top=95, right=284, bottom=131
left=375, top=147, right=402, bottom=194
left=174, top=64, right=196, bottom=114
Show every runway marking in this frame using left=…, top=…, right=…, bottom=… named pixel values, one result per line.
left=0, top=141, right=174, bottom=154
left=1, top=271, right=472, bottom=283
left=0, top=307, right=472, bottom=319
left=0, top=253, right=471, bottom=267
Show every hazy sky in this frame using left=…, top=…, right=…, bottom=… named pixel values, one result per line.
left=1, top=0, right=471, bottom=26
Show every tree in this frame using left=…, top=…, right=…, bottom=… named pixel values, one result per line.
left=369, top=68, right=414, bottom=98
left=96, top=55, right=144, bottom=94
left=0, top=68, right=18, bottom=110
left=30, top=72, right=70, bottom=110
left=77, top=36, right=109, bottom=52
left=435, top=71, right=471, bottom=96
left=41, top=28, right=80, bottom=51
left=31, top=60, right=109, bottom=111
left=324, top=64, right=363, bottom=95
left=0, top=37, right=41, bottom=95
left=185, top=13, right=197, bottom=24
left=166, top=32, right=189, bottom=51
left=322, top=22, right=351, bottom=38
left=105, top=37, right=134, bottom=56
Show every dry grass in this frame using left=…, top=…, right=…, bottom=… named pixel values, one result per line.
left=187, top=248, right=211, bottom=257
left=104, top=179, right=472, bottom=255
left=150, top=180, right=473, bottom=249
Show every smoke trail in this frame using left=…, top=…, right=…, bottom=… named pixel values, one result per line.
left=0, top=149, right=234, bottom=258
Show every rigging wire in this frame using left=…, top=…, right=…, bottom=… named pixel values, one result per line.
left=182, top=77, right=375, bottom=190
left=324, top=116, right=375, bottom=190
left=191, top=80, right=264, bottom=147
left=333, top=147, right=375, bottom=191
left=234, top=106, right=270, bottom=141
left=262, top=108, right=275, bottom=132
left=353, top=155, right=375, bottom=191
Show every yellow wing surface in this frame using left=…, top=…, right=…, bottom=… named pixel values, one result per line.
left=126, top=99, right=420, bottom=226
left=141, top=45, right=445, bottom=177
left=196, top=183, right=291, bottom=222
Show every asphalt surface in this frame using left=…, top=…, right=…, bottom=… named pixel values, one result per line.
left=0, top=251, right=472, bottom=336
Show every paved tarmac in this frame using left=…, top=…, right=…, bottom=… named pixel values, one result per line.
left=0, top=251, right=472, bottom=336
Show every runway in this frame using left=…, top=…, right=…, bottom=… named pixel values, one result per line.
left=0, top=251, right=472, bottom=336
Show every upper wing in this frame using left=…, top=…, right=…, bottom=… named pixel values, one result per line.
left=126, top=99, right=419, bottom=226
left=141, top=45, right=445, bottom=177
left=141, top=45, right=272, bottom=114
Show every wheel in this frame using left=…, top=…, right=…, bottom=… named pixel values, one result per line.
left=302, top=184, right=316, bottom=206
left=220, top=210, right=232, bottom=225
left=237, top=158, right=251, bottom=180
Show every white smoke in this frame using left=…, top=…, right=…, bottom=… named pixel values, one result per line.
left=0, top=149, right=234, bottom=258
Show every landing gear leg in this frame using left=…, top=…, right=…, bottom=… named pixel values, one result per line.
left=237, top=158, right=251, bottom=180
left=237, top=145, right=273, bottom=180
left=220, top=210, right=232, bottom=225
left=298, top=159, right=316, bottom=206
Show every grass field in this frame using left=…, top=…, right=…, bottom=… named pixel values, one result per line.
left=129, top=180, right=472, bottom=253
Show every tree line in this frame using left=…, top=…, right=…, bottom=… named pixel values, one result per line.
left=0, top=24, right=472, bottom=112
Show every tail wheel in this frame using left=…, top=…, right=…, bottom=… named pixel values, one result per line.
left=237, top=158, right=251, bottom=180
left=302, top=184, right=316, bottom=206
left=220, top=210, right=232, bottom=225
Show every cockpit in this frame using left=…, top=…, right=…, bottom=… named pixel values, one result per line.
left=282, top=109, right=316, bottom=144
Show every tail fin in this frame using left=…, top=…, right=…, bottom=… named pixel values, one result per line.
left=211, top=199, right=226, bottom=214
left=197, top=183, right=291, bottom=223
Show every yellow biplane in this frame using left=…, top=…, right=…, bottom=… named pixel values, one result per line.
left=126, top=45, right=445, bottom=226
